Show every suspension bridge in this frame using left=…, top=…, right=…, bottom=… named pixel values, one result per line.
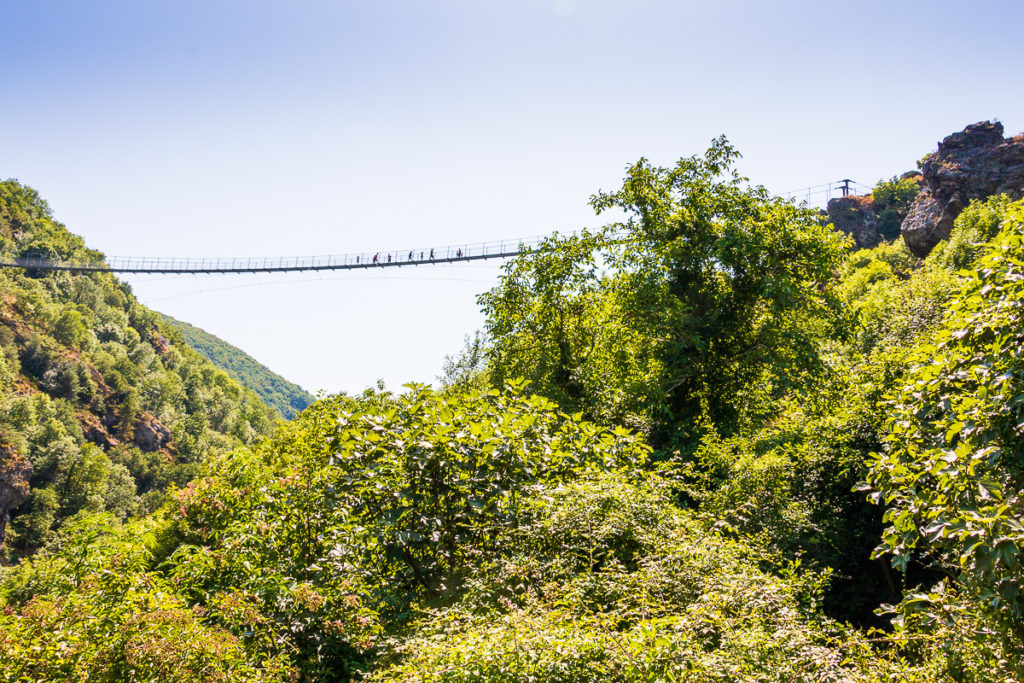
left=0, top=180, right=873, bottom=275
left=0, top=236, right=551, bottom=275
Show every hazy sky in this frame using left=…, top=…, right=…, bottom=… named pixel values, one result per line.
left=3, top=0, right=1022, bottom=395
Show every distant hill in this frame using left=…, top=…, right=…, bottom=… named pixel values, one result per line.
left=159, top=314, right=313, bottom=420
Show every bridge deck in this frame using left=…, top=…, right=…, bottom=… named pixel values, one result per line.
left=0, top=237, right=545, bottom=274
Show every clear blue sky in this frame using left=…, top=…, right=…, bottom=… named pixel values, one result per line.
left=3, top=0, right=1022, bottom=395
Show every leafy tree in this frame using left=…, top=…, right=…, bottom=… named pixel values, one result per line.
left=480, top=231, right=656, bottom=429
left=438, top=331, right=490, bottom=394
left=481, top=137, right=849, bottom=448
left=591, top=138, right=848, bottom=444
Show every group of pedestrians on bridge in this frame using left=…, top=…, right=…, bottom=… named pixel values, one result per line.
left=362, top=246, right=471, bottom=266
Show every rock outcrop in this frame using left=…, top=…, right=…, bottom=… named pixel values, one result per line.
left=828, top=195, right=882, bottom=249
left=827, top=172, right=923, bottom=249
left=133, top=414, right=173, bottom=452
left=902, top=121, right=1024, bottom=256
left=0, top=444, right=31, bottom=546
left=78, top=411, right=121, bottom=449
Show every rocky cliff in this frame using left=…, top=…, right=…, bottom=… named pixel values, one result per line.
left=901, top=121, right=1024, bottom=256
left=826, top=121, right=1024, bottom=256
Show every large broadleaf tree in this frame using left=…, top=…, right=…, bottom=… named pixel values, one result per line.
left=481, top=137, right=848, bottom=449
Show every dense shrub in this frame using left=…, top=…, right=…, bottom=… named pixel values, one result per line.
left=149, top=383, right=648, bottom=678
left=866, top=199, right=1024, bottom=676
left=0, top=515, right=294, bottom=683
left=871, top=175, right=922, bottom=240
left=371, top=473, right=928, bottom=682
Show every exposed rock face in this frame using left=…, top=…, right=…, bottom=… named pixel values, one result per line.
left=827, top=172, right=923, bottom=249
left=901, top=193, right=962, bottom=257
left=152, top=332, right=171, bottom=355
left=828, top=195, right=883, bottom=248
left=902, top=121, right=1024, bottom=257
left=78, top=411, right=120, bottom=449
left=133, top=415, right=173, bottom=452
left=0, top=443, right=32, bottom=546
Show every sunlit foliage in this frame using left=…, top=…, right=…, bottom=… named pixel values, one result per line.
left=866, top=199, right=1024, bottom=674
left=3, top=160, right=1024, bottom=681
left=481, top=137, right=848, bottom=448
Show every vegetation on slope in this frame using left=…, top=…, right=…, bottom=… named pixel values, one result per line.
left=867, top=197, right=1024, bottom=659
left=0, top=180, right=277, bottom=558
left=870, top=173, right=923, bottom=239
left=3, top=143, right=1024, bottom=681
left=160, top=313, right=313, bottom=419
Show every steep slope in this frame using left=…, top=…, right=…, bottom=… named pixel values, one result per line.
left=0, top=180, right=278, bottom=556
left=159, top=314, right=313, bottom=419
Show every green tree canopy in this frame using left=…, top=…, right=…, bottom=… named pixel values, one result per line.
left=481, top=137, right=849, bottom=448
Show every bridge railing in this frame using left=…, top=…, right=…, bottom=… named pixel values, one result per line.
left=3, top=228, right=636, bottom=274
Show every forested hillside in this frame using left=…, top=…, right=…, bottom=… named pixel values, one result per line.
left=160, top=313, right=313, bottom=419
left=2, top=129, right=1024, bottom=681
left=0, top=180, right=278, bottom=559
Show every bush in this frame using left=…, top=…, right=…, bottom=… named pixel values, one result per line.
left=929, top=194, right=1014, bottom=271
left=0, top=515, right=293, bottom=683
left=371, top=473, right=920, bottom=682
left=866, top=198, right=1024, bottom=675
left=871, top=175, right=922, bottom=240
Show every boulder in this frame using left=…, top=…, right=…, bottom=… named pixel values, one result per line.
left=78, top=411, right=120, bottom=448
left=901, top=190, right=963, bottom=257
left=152, top=332, right=171, bottom=354
left=133, top=415, right=173, bottom=452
